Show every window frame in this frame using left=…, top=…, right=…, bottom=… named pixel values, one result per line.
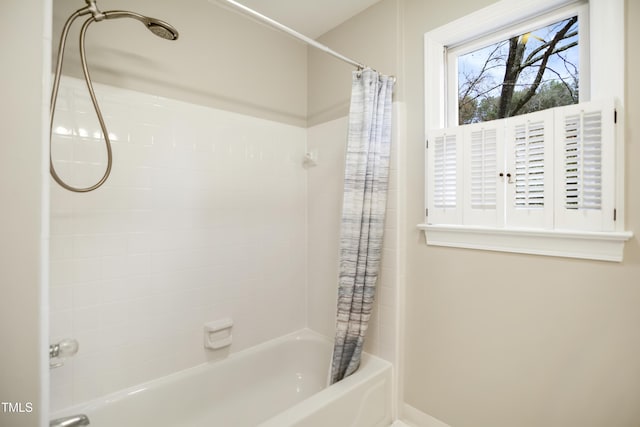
left=421, top=0, right=632, bottom=262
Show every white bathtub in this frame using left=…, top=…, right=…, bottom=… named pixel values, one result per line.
left=51, top=329, right=392, bottom=427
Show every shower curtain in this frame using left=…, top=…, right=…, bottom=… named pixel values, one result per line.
left=330, top=68, right=394, bottom=384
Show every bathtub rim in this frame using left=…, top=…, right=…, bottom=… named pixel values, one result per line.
left=50, top=327, right=390, bottom=420
left=258, top=347, right=392, bottom=426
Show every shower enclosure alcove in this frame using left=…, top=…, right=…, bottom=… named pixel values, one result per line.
left=48, top=0, right=402, bottom=423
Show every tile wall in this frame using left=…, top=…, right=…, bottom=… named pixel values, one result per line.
left=49, top=77, right=307, bottom=410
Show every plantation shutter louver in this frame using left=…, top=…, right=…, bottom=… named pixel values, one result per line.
left=555, top=99, right=616, bottom=231
left=505, top=110, right=554, bottom=229
left=427, top=101, right=616, bottom=231
left=434, top=134, right=456, bottom=208
left=564, top=110, right=601, bottom=210
left=427, top=128, right=462, bottom=224
left=471, top=128, right=498, bottom=209
left=514, top=121, right=545, bottom=208
left=463, top=122, right=503, bottom=226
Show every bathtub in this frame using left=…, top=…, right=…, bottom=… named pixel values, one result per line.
left=51, top=329, right=392, bottom=427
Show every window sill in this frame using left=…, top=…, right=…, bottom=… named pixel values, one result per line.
left=417, top=224, right=634, bottom=262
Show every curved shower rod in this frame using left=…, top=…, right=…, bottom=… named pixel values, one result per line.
left=212, top=0, right=396, bottom=82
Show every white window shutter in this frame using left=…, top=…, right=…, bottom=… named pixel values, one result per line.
left=554, top=99, right=616, bottom=231
left=427, top=127, right=463, bottom=224
left=504, top=110, right=555, bottom=229
left=462, top=121, right=503, bottom=226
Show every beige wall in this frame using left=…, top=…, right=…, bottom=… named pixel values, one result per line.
left=307, top=0, right=402, bottom=125
left=0, top=1, right=49, bottom=426
left=52, top=0, right=308, bottom=126
left=309, top=0, right=640, bottom=426
left=402, top=0, right=640, bottom=426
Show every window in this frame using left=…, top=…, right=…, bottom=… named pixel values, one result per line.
left=421, top=0, right=632, bottom=262
left=453, top=14, right=581, bottom=125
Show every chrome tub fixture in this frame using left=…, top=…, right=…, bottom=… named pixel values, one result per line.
left=49, top=338, right=79, bottom=369
left=49, top=414, right=90, bottom=427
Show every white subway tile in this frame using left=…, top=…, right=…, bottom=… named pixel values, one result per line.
left=378, top=285, right=397, bottom=309
left=50, top=235, right=73, bottom=260
left=73, top=307, right=102, bottom=333
left=50, top=212, right=74, bottom=236
left=73, top=235, right=101, bottom=258
left=126, top=253, right=151, bottom=277
left=50, top=286, right=73, bottom=312
left=50, top=259, right=74, bottom=287
left=100, top=278, right=127, bottom=304
left=50, top=310, right=73, bottom=341
left=50, top=77, right=309, bottom=409
left=100, top=234, right=128, bottom=256
left=127, top=232, right=152, bottom=254
left=49, top=357, right=73, bottom=387
left=100, top=368, right=131, bottom=397
left=72, top=282, right=102, bottom=308
left=72, top=378, right=104, bottom=406
left=378, top=323, right=397, bottom=363
left=50, top=383, right=74, bottom=413
left=101, top=255, right=127, bottom=280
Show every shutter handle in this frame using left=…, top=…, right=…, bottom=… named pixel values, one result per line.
left=499, top=172, right=514, bottom=184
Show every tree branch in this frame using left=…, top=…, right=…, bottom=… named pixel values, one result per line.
left=459, top=42, right=506, bottom=102
left=545, top=66, right=576, bottom=99
left=521, top=40, right=578, bottom=69
left=509, top=16, right=578, bottom=116
left=522, top=29, right=577, bottom=66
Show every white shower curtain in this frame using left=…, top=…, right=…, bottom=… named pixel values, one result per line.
left=330, top=68, right=394, bottom=384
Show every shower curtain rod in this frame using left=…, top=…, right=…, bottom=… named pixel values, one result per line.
left=214, top=0, right=367, bottom=70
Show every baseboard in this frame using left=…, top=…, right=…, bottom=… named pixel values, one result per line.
left=401, top=403, right=451, bottom=427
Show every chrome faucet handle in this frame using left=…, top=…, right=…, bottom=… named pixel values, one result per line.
left=50, top=360, right=65, bottom=369
left=49, top=338, right=79, bottom=369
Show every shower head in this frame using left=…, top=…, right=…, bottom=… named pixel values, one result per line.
left=103, top=10, right=179, bottom=41
left=146, top=18, right=179, bottom=40
left=50, top=1, right=179, bottom=193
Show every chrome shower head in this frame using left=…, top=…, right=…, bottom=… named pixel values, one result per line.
left=146, top=19, right=179, bottom=40
left=103, top=10, right=179, bottom=41
left=50, top=1, right=179, bottom=193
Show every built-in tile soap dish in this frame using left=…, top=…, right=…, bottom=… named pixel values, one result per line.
left=204, top=318, right=233, bottom=350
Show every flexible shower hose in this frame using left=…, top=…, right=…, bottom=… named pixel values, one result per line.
left=50, top=6, right=113, bottom=193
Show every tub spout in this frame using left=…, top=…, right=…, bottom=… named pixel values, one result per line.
left=49, top=414, right=90, bottom=427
